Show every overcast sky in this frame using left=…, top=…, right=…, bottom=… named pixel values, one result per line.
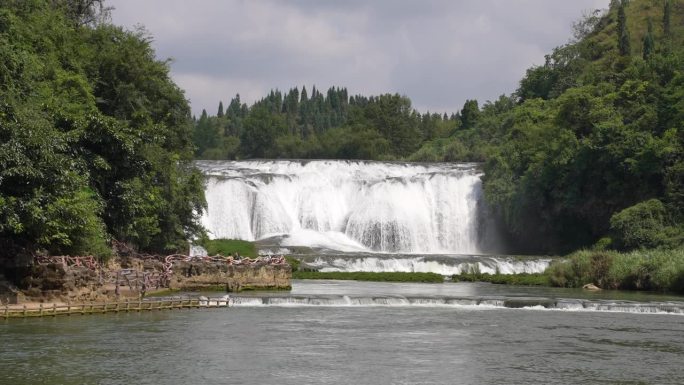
left=108, top=0, right=609, bottom=117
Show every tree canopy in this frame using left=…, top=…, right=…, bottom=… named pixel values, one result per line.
left=0, top=0, right=205, bottom=268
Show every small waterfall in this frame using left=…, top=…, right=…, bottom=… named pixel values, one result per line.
left=303, top=255, right=551, bottom=275
left=227, top=295, right=684, bottom=315
left=198, top=160, right=499, bottom=254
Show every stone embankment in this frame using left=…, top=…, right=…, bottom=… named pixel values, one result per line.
left=0, top=255, right=291, bottom=305
left=171, top=259, right=291, bottom=292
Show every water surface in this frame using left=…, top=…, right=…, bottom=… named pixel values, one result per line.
left=2, top=281, right=683, bottom=385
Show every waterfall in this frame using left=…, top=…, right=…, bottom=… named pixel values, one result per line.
left=226, top=295, right=684, bottom=315
left=198, top=160, right=499, bottom=254
left=302, top=255, right=551, bottom=275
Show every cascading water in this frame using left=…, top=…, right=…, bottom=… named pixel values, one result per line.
left=300, top=255, right=551, bottom=275
left=198, top=160, right=499, bottom=254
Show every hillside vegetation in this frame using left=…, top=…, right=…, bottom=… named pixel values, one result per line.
left=0, top=0, right=205, bottom=274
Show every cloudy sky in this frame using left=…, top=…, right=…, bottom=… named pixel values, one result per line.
left=108, top=0, right=608, bottom=117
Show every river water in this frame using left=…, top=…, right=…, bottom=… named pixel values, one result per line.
left=3, top=161, right=681, bottom=383
left=2, top=280, right=683, bottom=385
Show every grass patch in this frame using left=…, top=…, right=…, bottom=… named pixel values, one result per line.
left=200, top=239, right=257, bottom=258
left=285, top=256, right=300, bottom=271
left=293, top=271, right=444, bottom=283
left=451, top=273, right=550, bottom=286
left=145, top=288, right=181, bottom=297
left=547, top=248, right=684, bottom=293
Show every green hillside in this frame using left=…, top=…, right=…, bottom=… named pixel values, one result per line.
left=0, top=0, right=205, bottom=273
left=481, top=0, right=684, bottom=253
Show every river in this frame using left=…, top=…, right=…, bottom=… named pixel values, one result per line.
left=3, top=160, right=680, bottom=384
left=2, top=280, right=683, bottom=385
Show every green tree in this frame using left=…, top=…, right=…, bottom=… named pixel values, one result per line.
left=239, top=105, right=284, bottom=158
left=0, top=1, right=206, bottom=267
left=609, top=199, right=673, bottom=249
left=642, top=18, right=654, bottom=60
left=193, top=109, right=219, bottom=156
left=663, top=0, right=671, bottom=37
left=617, top=0, right=631, bottom=56
left=460, top=99, right=481, bottom=130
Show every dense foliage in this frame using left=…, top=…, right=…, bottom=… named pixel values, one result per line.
left=194, top=88, right=461, bottom=161
left=0, top=0, right=205, bottom=269
left=480, top=0, right=684, bottom=253
left=547, top=248, right=684, bottom=293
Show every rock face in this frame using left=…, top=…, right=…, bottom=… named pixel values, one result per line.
left=0, top=257, right=292, bottom=303
left=18, top=263, right=109, bottom=302
left=170, top=261, right=292, bottom=292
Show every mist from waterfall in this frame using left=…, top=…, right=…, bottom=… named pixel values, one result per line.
left=198, top=160, right=501, bottom=254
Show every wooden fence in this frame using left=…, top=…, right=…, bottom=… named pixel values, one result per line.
left=2, top=298, right=229, bottom=319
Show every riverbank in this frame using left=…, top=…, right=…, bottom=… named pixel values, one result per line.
left=0, top=254, right=292, bottom=305
left=287, top=248, right=684, bottom=295
left=546, top=248, right=684, bottom=294
left=451, top=272, right=549, bottom=286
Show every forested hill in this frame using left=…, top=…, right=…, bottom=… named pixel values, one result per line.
left=481, top=0, right=684, bottom=253
left=0, top=0, right=205, bottom=267
left=195, top=0, right=684, bottom=254
left=193, top=88, right=464, bottom=161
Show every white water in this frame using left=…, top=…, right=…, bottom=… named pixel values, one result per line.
left=227, top=295, right=684, bottom=315
left=199, top=160, right=496, bottom=254
left=305, top=256, right=551, bottom=275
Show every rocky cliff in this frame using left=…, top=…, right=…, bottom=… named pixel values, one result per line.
left=0, top=256, right=292, bottom=304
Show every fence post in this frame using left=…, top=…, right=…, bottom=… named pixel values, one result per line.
left=23, top=304, right=27, bottom=317
left=4, top=304, right=8, bottom=319
left=67, top=301, right=71, bottom=316
left=52, top=303, right=57, bottom=317
left=39, top=303, right=43, bottom=316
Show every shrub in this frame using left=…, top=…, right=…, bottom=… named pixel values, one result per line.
left=609, top=199, right=668, bottom=249
left=592, top=237, right=613, bottom=250
left=547, top=248, right=684, bottom=293
left=285, top=256, right=300, bottom=271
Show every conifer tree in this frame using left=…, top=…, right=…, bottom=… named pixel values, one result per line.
left=617, top=0, right=631, bottom=56
left=643, top=18, right=654, bottom=60
left=460, top=100, right=480, bottom=130
left=663, top=0, right=671, bottom=37
left=301, top=86, right=308, bottom=103
left=217, top=101, right=224, bottom=117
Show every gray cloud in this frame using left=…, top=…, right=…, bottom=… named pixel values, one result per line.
left=107, top=0, right=608, bottom=116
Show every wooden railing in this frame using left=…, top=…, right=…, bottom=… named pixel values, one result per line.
left=2, top=297, right=229, bottom=319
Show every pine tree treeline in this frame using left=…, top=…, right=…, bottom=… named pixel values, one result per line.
left=193, top=87, right=463, bottom=160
